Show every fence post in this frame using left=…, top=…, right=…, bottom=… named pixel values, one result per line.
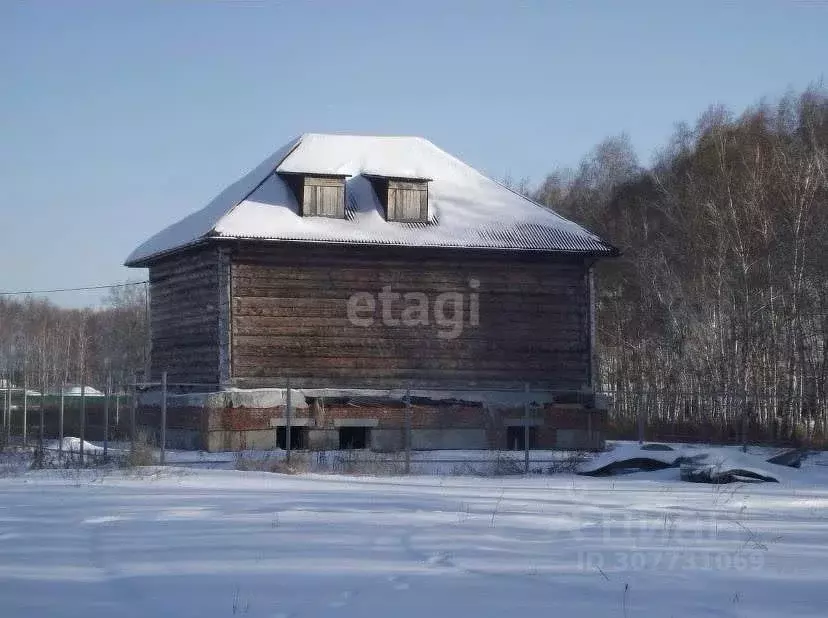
left=104, top=373, right=111, bottom=459
left=524, top=383, right=530, bottom=474
left=404, top=388, right=411, bottom=475
left=22, top=372, right=28, bottom=446
left=285, top=377, right=292, bottom=464
left=1, top=371, right=6, bottom=437
left=160, top=371, right=167, bottom=465
left=4, top=379, right=10, bottom=444
left=1, top=375, right=4, bottom=439
left=80, top=382, right=86, bottom=466
left=59, top=384, right=65, bottom=460
left=741, top=400, right=748, bottom=453
left=39, top=378, right=45, bottom=447
left=130, top=374, right=137, bottom=453
left=115, top=385, right=120, bottom=427
left=637, top=402, right=645, bottom=445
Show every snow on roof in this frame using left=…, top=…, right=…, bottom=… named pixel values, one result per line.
left=126, top=134, right=615, bottom=265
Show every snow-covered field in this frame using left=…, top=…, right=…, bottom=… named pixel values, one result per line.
left=2, top=457, right=828, bottom=617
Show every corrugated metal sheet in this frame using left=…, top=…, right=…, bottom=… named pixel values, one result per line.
left=218, top=221, right=612, bottom=253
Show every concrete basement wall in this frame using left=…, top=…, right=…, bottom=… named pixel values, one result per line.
left=137, top=388, right=606, bottom=452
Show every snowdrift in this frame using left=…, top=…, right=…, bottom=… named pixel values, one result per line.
left=579, top=442, right=799, bottom=483
left=48, top=437, right=105, bottom=454
left=679, top=451, right=781, bottom=483
left=578, top=443, right=685, bottom=476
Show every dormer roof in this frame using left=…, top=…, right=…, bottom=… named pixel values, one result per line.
left=125, top=133, right=615, bottom=266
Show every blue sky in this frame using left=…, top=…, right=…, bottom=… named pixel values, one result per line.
left=1, top=0, right=826, bottom=306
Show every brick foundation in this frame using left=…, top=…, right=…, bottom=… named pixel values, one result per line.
left=138, top=390, right=606, bottom=452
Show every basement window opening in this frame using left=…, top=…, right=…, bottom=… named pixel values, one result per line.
left=339, top=426, right=370, bottom=450
left=276, top=427, right=307, bottom=450
left=506, top=426, right=537, bottom=451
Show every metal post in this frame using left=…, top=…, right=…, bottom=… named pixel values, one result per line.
left=285, top=377, right=292, bottom=464
left=404, top=389, right=412, bottom=475
left=4, top=378, right=10, bottom=444
left=144, top=282, right=152, bottom=387
left=80, top=382, right=86, bottom=466
left=523, top=383, right=530, bottom=474
left=22, top=372, right=28, bottom=446
left=1, top=371, right=6, bottom=435
left=59, top=384, right=65, bottom=460
left=39, top=379, right=45, bottom=447
left=130, top=374, right=137, bottom=453
left=637, top=404, right=645, bottom=445
left=742, top=393, right=750, bottom=453
left=160, top=371, right=167, bottom=465
left=587, top=266, right=598, bottom=392
left=103, top=373, right=111, bottom=458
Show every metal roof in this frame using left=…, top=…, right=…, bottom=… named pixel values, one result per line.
left=126, top=134, right=616, bottom=265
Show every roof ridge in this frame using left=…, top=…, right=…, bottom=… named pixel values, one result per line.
left=301, top=132, right=428, bottom=140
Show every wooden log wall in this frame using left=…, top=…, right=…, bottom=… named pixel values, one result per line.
left=148, top=247, right=221, bottom=385
left=229, top=243, right=591, bottom=390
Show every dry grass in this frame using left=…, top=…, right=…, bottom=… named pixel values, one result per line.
left=488, top=452, right=525, bottom=476
left=330, top=450, right=406, bottom=475
left=234, top=451, right=312, bottom=474
left=233, top=449, right=409, bottom=476
left=125, top=430, right=157, bottom=467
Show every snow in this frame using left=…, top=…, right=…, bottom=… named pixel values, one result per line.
left=579, top=442, right=793, bottom=482
left=126, top=133, right=612, bottom=265
left=579, top=442, right=683, bottom=474
left=60, top=386, right=105, bottom=397
left=136, top=442, right=806, bottom=479
left=2, top=465, right=828, bottom=617
left=680, top=450, right=789, bottom=483
left=46, top=437, right=106, bottom=454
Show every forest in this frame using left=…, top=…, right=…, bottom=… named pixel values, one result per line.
left=527, top=87, right=827, bottom=444
left=0, top=284, right=147, bottom=393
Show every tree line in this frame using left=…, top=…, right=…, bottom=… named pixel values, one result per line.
left=526, top=87, right=828, bottom=444
left=0, top=284, right=148, bottom=393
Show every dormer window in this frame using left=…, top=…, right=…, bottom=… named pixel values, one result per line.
left=366, top=175, right=430, bottom=223
left=280, top=173, right=347, bottom=218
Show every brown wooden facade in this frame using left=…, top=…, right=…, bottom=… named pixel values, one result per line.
left=148, top=248, right=222, bottom=385
left=147, top=241, right=596, bottom=391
